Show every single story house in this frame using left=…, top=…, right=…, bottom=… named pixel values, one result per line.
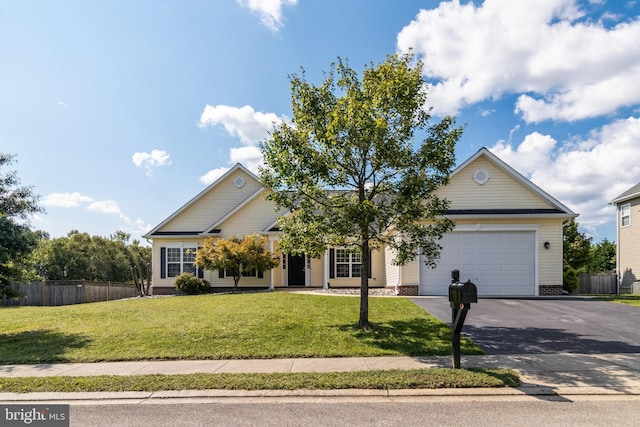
left=143, top=147, right=577, bottom=296
left=611, top=184, right=640, bottom=293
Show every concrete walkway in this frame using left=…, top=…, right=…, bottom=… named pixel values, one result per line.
left=1, top=353, right=639, bottom=402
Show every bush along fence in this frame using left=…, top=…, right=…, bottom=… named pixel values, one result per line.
left=1, top=281, right=140, bottom=306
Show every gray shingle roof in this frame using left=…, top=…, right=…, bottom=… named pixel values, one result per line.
left=612, top=183, right=640, bottom=204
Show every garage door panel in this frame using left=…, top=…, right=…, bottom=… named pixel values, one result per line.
left=420, top=231, right=535, bottom=296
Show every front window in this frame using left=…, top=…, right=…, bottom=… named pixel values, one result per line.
left=335, top=249, right=362, bottom=278
left=621, top=204, right=630, bottom=227
left=167, top=247, right=198, bottom=278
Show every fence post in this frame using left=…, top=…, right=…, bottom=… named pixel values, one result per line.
left=107, top=281, right=110, bottom=301
left=41, top=281, right=45, bottom=306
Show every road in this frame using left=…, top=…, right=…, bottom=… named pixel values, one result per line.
left=69, top=396, right=640, bottom=427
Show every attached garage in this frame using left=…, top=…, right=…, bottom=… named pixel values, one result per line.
left=419, top=230, right=536, bottom=296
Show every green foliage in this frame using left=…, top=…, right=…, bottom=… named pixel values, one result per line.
left=562, top=219, right=592, bottom=271
left=196, top=234, right=279, bottom=287
left=173, top=272, right=209, bottom=295
left=563, top=267, right=579, bottom=293
left=31, top=230, right=151, bottom=282
left=588, top=238, right=616, bottom=273
left=0, top=153, right=44, bottom=298
left=260, top=53, right=462, bottom=327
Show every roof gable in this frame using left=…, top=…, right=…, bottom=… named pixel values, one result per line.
left=144, top=164, right=263, bottom=237
left=438, top=147, right=576, bottom=216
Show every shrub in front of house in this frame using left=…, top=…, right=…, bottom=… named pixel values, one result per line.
left=174, top=273, right=209, bottom=295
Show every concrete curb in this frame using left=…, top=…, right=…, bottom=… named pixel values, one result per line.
left=2, top=385, right=639, bottom=403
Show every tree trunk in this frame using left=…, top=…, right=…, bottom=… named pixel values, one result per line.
left=358, top=240, right=370, bottom=328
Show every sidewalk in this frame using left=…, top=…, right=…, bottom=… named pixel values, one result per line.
left=1, top=353, right=640, bottom=402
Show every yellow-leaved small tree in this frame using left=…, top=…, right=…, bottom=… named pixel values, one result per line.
left=195, top=234, right=279, bottom=288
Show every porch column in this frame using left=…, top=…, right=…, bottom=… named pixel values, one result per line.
left=269, top=237, right=276, bottom=290
left=323, top=249, right=329, bottom=290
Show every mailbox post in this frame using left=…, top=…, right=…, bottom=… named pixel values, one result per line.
left=448, top=270, right=478, bottom=369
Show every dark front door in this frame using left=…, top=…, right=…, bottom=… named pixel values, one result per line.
left=288, top=254, right=305, bottom=286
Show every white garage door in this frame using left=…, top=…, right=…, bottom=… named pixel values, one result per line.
left=419, top=231, right=536, bottom=296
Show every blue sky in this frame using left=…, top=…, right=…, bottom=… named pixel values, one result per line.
left=2, top=0, right=640, bottom=245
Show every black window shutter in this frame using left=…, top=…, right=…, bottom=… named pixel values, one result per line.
left=329, top=249, right=335, bottom=279
left=258, top=270, right=264, bottom=278
left=197, top=247, right=204, bottom=278
left=368, top=250, right=372, bottom=278
left=219, top=269, right=225, bottom=279
left=160, top=247, right=166, bottom=279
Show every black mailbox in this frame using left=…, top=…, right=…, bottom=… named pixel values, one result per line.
left=448, top=271, right=478, bottom=369
left=449, top=280, right=477, bottom=307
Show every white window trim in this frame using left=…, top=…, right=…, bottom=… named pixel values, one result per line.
left=335, top=248, right=362, bottom=278
left=166, top=244, right=199, bottom=278
left=621, top=203, right=631, bottom=228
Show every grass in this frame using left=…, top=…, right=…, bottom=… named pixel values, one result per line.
left=0, top=292, right=483, bottom=364
left=594, top=295, right=640, bottom=306
left=0, top=369, right=519, bottom=393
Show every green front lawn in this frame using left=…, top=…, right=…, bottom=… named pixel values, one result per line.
left=0, top=292, right=482, bottom=364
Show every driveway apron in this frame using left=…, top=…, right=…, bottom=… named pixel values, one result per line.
left=411, top=297, right=640, bottom=355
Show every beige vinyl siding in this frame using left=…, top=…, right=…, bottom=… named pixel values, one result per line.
left=384, top=245, right=400, bottom=288
left=158, top=170, right=263, bottom=232
left=619, top=198, right=640, bottom=288
left=536, top=218, right=563, bottom=287
left=214, top=191, right=284, bottom=237
left=310, top=256, right=324, bottom=287
left=438, top=157, right=555, bottom=210
left=400, top=258, right=420, bottom=286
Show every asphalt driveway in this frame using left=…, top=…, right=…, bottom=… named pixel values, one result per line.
left=411, top=297, right=640, bottom=355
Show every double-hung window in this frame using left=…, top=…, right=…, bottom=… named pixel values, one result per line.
left=166, top=247, right=198, bottom=278
left=335, top=249, right=362, bottom=278
left=621, top=203, right=631, bottom=227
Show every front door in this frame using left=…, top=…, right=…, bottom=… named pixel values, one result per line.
left=288, top=254, right=306, bottom=286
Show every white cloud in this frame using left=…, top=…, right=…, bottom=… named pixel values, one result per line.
left=230, top=146, right=263, bottom=174
left=235, top=0, right=298, bottom=32
left=488, top=116, right=640, bottom=236
left=87, top=200, right=122, bottom=215
left=42, top=192, right=94, bottom=208
left=199, top=104, right=283, bottom=145
left=132, top=149, right=171, bottom=176
left=200, top=167, right=230, bottom=185
left=397, top=0, right=640, bottom=122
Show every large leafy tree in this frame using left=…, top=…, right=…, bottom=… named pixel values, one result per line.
left=33, top=230, right=151, bottom=282
left=0, top=153, right=44, bottom=298
left=563, top=219, right=592, bottom=272
left=588, top=238, right=616, bottom=273
left=196, top=234, right=279, bottom=288
left=260, top=53, right=462, bottom=328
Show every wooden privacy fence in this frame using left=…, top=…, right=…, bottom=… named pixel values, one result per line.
left=2, top=281, right=140, bottom=306
left=578, top=273, right=617, bottom=295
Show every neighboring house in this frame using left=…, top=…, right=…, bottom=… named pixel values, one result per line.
left=143, top=148, right=576, bottom=296
left=611, top=184, right=640, bottom=293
